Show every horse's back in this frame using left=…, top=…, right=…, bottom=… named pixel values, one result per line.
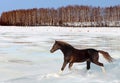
left=76, top=48, right=98, bottom=54
left=86, top=48, right=98, bottom=55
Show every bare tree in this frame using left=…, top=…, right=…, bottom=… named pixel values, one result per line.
left=0, top=5, right=120, bottom=27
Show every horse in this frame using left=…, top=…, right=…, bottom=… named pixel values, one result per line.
left=50, top=40, right=113, bottom=73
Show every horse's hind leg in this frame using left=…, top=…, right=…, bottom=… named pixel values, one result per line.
left=91, top=53, right=106, bottom=73
left=86, top=61, right=91, bottom=70
left=92, top=59, right=106, bottom=73
left=93, top=61, right=106, bottom=73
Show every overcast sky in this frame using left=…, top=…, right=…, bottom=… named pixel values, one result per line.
left=0, top=0, right=120, bottom=14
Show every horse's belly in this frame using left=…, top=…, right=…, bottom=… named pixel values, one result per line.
left=75, top=59, right=87, bottom=62
left=74, top=55, right=89, bottom=62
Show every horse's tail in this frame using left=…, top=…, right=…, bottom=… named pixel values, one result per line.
left=98, top=50, right=113, bottom=62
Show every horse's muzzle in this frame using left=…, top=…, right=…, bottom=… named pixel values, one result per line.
left=50, top=49, right=54, bottom=53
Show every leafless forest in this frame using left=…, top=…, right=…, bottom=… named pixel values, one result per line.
left=0, top=5, right=120, bottom=27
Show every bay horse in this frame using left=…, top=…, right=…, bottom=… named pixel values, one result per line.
left=50, top=40, right=113, bottom=73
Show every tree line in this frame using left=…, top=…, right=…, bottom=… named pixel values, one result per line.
left=0, top=5, right=120, bottom=27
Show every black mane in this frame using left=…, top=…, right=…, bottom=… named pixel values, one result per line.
left=56, top=41, right=74, bottom=49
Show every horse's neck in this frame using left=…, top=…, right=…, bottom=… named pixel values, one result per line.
left=60, top=47, right=73, bottom=56
left=60, top=48, right=67, bottom=55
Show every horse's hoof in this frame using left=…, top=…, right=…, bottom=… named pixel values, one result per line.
left=101, top=67, right=106, bottom=73
left=58, top=70, right=63, bottom=75
left=69, top=68, right=72, bottom=71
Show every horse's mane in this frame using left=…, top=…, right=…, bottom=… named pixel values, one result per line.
left=56, top=41, right=74, bottom=48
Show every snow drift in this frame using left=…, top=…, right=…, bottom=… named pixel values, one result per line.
left=0, top=26, right=119, bottom=83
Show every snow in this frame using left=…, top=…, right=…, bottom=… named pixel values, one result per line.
left=0, top=26, right=120, bottom=83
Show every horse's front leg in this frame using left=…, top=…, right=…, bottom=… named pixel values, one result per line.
left=61, top=60, right=68, bottom=71
left=68, top=62, right=73, bottom=70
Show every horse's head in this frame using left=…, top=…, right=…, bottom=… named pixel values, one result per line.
left=50, top=40, right=60, bottom=53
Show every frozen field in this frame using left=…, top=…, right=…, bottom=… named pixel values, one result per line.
left=0, top=26, right=120, bottom=83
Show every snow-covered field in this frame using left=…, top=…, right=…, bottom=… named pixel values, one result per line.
left=0, top=26, right=120, bottom=83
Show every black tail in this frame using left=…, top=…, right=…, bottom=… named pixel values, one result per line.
left=98, top=50, right=113, bottom=62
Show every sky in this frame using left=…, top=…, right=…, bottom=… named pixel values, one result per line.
left=0, top=0, right=120, bottom=14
